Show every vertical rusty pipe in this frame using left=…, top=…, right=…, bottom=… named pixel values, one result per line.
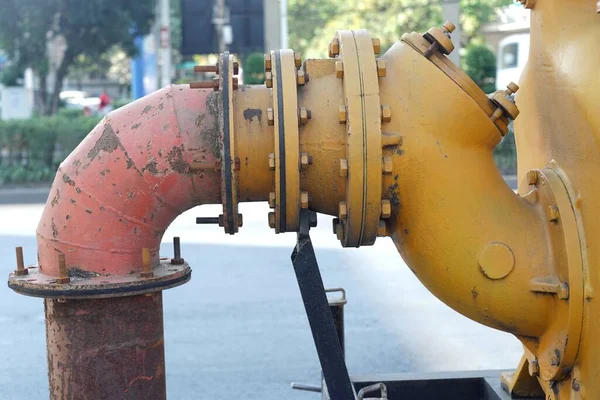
left=45, top=293, right=166, bottom=400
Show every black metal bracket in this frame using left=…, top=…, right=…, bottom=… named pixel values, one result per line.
left=291, top=209, right=355, bottom=400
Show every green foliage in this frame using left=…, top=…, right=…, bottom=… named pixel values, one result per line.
left=462, top=42, right=497, bottom=93
left=0, top=64, right=23, bottom=86
left=0, top=0, right=157, bottom=114
left=493, top=128, right=517, bottom=174
left=289, top=0, right=513, bottom=58
left=0, top=115, right=101, bottom=184
left=243, top=53, right=266, bottom=85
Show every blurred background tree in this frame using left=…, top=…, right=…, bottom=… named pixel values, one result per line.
left=0, top=0, right=156, bottom=115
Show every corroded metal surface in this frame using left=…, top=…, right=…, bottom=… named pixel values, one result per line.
left=9, top=260, right=190, bottom=299
left=46, top=293, right=166, bottom=400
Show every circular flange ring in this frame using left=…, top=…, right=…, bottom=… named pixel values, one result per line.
left=8, top=260, right=191, bottom=299
left=271, top=49, right=301, bottom=233
left=519, top=165, right=585, bottom=382
left=335, top=30, right=383, bottom=247
left=219, top=52, right=240, bottom=234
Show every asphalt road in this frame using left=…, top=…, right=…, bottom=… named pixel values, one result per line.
left=0, top=199, right=523, bottom=399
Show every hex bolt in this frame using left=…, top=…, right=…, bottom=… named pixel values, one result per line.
left=268, top=212, right=276, bottom=229
left=56, top=253, right=70, bottom=284
left=339, top=159, right=349, bottom=177
left=14, top=246, right=28, bottom=276
left=506, top=82, right=519, bottom=96
left=339, top=105, right=347, bottom=124
left=329, top=38, right=340, bottom=58
left=372, top=38, right=381, bottom=54
left=528, top=358, right=540, bottom=377
left=335, top=61, right=344, bottom=78
left=269, top=153, right=276, bottom=170
left=443, top=21, right=456, bottom=35
left=382, top=156, right=393, bottom=174
left=264, top=53, right=272, bottom=72
left=212, top=77, right=220, bottom=91
left=194, top=64, right=218, bottom=73
left=141, top=248, right=154, bottom=278
left=339, top=202, right=348, bottom=220
left=171, top=237, right=184, bottom=265
left=190, top=81, right=216, bottom=89
left=196, top=217, right=221, bottom=224
left=267, top=108, right=274, bottom=126
left=237, top=213, right=244, bottom=228
left=381, top=105, right=392, bottom=123
left=300, top=152, right=312, bottom=170
left=381, top=200, right=392, bottom=219
left=377, top=60, right=387, bottom=77
left=301, top=191, right=309, bottom=209
left=298, top=108, right=310, bottom=125
left=269, top=192, right=276, bottom=209
left=377, top=220, right=387, bottom=237
left=548, top=205, right=560, bottom=223
left=265, top=71, right=273, bottom=88
left=558, top=282, right=570, bottom=300
left=527, top=170, right=539, bottom=185
left=294, top=52, right=302, bottom=68
left=297, top=69, right=306, bottom=86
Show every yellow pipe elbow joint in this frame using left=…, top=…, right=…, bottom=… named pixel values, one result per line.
left=186, top=21, right=586, bottom=398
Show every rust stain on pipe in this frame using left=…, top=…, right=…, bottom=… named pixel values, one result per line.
left=36, top=85, right=223, bottom=277
left=45, top=293, right=166, bottom=400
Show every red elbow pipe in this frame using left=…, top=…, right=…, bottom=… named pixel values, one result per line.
left=37, top=85, right=221, bottom=276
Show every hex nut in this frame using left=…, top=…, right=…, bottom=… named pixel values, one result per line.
left=269, top=192, right=276, bottom=209
left=377, top=220, right=387, bottom=237
left=527, top=170, right=539, bottom=185
left=301, top=191, right=309, bottom=209
left=381, top=105, right=392, bottom=123
left=267, top=108, right=274, bottom=126
left=299, top=108, right=309, bottom=125
left=528, top=359, right=539, bottom=377
left=377, top=60, right=387, bottom=77
left=335, top=61, right=344, bottom=78
left=382, top=157, right=393, bottom=174
left=381, top=200, right=392, bottom=219
left=339, top=202, right=348, bottom=219
left=268, top=212, right=276, bottom=229
left=339, top=159, right=348, bottom=177
left=297, top=70, right=306, bottom=86
left=300, top=153, right=311, bottom=170
left=329, top=38, right=340, bottom=58
left=548, top=205, right=560, bottom=223
left=339, top=105, right=347, bottom=124
left=264, top=53, right=272, bottom=71
left=294, top=52, right=302, bottom=68
left=336, top=224, right=345, bottom=241
left=332, top=218, right=340, bottom=235
left=212, top=77, right=220, bottom=91
left=265, top=71, right=273, bottom=88
left=372, top=38, right=381, bottom=54
left=558, top=283, right=569, bottom=300
left=269, top=153, right=276, bottom=170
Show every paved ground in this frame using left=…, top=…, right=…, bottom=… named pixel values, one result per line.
left=0, top=197, right=523, bottom=399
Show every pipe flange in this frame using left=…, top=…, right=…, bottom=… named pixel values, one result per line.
left=218, top=52, right=241, bottom=234
left=270, top=49, right=301, bottom=233
left=8, top=259, right=191, bottom=300
left=519, top=164, right=585, bottom=382
left=334, top=30, right=383, bottom=247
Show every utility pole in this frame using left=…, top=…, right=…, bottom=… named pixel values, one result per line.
left=160, top=0, right=172, bottom=88
left=443, top=0, right=461, bottom=65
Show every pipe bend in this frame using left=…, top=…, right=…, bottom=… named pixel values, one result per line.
left=37, top=85, right=223, bottom=276
left=379, top=43, right=554, bottom=337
